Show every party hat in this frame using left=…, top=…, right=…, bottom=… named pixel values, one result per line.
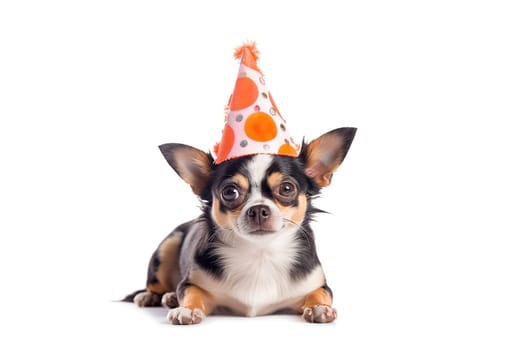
left=214, top=42, right=301, bottom=164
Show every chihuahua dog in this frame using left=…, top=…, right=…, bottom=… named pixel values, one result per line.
left=124, top=127, right=356, bottom=324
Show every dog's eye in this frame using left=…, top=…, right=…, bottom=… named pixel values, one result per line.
left=278, top=181, right=297, bottom=198
left=221, top=185, right=240, bottom=202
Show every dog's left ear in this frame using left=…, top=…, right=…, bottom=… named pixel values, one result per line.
left=303, top=127, right=357, bottom=187
left=158, top=143, right=214, bottom=196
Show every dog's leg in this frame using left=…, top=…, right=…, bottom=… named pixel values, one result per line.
left=167, top=285, right=214, bottom=325
left=300, top=286, right=337, bottom=323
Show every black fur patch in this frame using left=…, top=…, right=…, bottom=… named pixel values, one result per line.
left=260, top=178, right=274, bottom=200
left=195, top=245, right=224, bottom=278
left=193, top=216, right=225, bottom=278
left=146, top=250, right=160, bottom=285
left=289, top=223, right=322, bottom=280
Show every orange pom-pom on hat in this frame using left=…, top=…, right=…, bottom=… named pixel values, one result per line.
left=214, top=42, right=301, bottom=164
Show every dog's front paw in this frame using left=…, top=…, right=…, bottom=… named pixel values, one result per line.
left=167, top=307, right=205, bottom=325
left=302, top=305, right=337, bottom=323
left=161, top=292, right=178, bottom=308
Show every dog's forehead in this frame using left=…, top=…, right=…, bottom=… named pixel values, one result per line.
left=242, top=155, right=274, bottom=186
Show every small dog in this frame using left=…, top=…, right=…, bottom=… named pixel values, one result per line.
left=124, top=127, right=356, bottom=324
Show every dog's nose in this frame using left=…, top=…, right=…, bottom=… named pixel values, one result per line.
left=247, top=205, right=271, bottom=226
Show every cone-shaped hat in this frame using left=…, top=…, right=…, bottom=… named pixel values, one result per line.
left=214, top=42, right=301, bottom=164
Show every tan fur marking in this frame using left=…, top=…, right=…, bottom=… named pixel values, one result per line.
left=231, top=174, right=249, bottom=191
left=146, top=234, right=182, bottom=295
left=212, top=197, right=243, bottom=230
left=267, top=172, right=283, bottom=189
left=147, top=282, right=167, bottom=295
left=301, top=287, right=333, bottom=311
left=180, top=285, right=214, bottom=315
left=211, top=197, right=227, bottom=227
left=277, top=193, right=307, bottom=225
left=290, top=194, right=307, bottom=224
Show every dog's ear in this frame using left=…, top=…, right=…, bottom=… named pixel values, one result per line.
left=303, top=127, right=357, bottom=188
left=159, top=143, right=214, bottom=196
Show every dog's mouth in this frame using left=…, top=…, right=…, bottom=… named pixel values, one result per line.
left=247, top=228, right=276, bottom=235
left=245, top=222, right=287, bottom=236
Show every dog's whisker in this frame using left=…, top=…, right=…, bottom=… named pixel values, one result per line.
left=283, top=218, right=313, bottom=250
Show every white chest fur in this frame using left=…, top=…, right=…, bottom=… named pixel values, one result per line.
left=191, top=232, right=325, bottom=316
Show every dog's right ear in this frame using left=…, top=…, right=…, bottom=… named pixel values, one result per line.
left=159, top=143, right=214, bottom=196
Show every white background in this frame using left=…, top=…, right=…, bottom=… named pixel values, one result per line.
left=1, top=1, right=524, bottom=349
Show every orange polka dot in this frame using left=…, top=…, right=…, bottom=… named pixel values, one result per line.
left=216, top=124, right=235, bottom=163
left=278, top=143, right=298, bottom=157
left=245, top=112, right=277, bottom=142
left=230, top=77, right=258, bottom=111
